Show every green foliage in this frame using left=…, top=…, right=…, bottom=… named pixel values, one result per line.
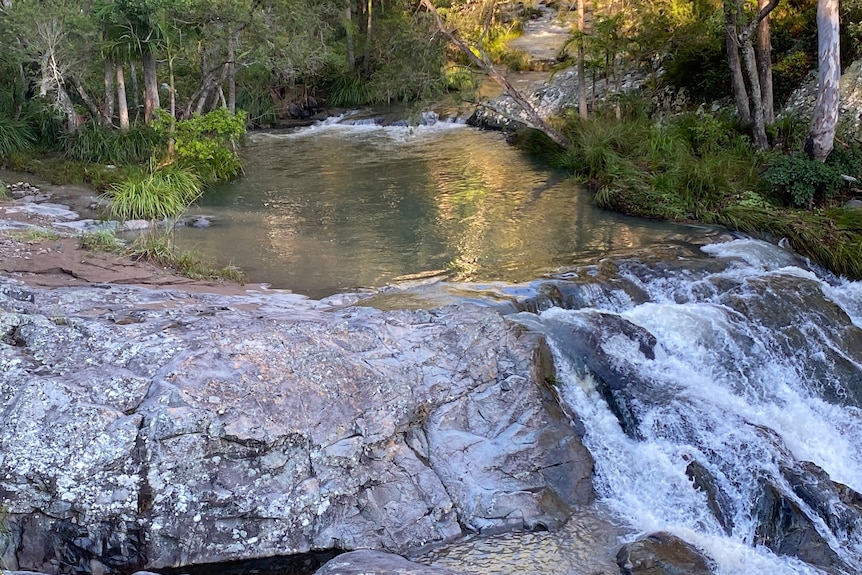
left=78, top=229, right=125, bottom=253
left=158, top=108, right=246, bottom=184
left=0, top=115, right=35, bottom=159
left=62, top=123, right=165, bottom=165
left=826, top=142, right=862, bottom=179
left=18, top=100, right=65, bottom=149
left=763, top=153, right=843, bottom=208
left=105, top=164, right=202, bottom=221
left=323, top=71, right=372, bottom=107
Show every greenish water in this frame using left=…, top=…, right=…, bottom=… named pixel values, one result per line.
left=176, top=119, right=700, bottom=298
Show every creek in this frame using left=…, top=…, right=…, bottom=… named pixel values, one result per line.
left=175, top=118, right=862, bottom=575
left=174, top=115, right=697, bottom=299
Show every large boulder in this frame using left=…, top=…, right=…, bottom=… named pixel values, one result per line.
left=0, top=277, right=594, bottom=574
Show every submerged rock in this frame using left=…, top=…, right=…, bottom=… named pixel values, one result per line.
left=0, top=276, right=594, bottom=574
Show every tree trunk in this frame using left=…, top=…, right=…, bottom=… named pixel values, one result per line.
left=227, top=32, right=238, bottom=114
left=56, top=84, right=78, bottom=134
left=129, top=61, right=140, bottom=121
left=117, top=63, right=129, bottom=132
left=724, top=1, right=751, bottom=124
left=419, top=0, right=569, bottom=147
left=577, top=0, right=587, bottom=118
left=70, top=76, right=101, bottom=124
left=804, top=0, right=840, bottom=162
left=741, top=39, right=769, bottom=149
left=143, top=49, right=160, bottom=124
left=345, top=5, right=355, bottom=73
left=103, top=60, right=116, bottom=126
left=362, top=0, right=372, bottom=77
left=756, top=0, right=774, bottom=125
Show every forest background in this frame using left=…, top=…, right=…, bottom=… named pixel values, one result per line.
left=1, top=0, right=862, bottom=279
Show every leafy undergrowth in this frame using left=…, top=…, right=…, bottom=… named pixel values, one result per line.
left=515, top=110, right=862, bottom=279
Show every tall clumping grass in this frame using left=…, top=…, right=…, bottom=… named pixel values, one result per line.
left=0, top=115, right=35, bottom=159
left=62, top=123, right=165, bottom=165
left=105, top=164, right=202, bottom=221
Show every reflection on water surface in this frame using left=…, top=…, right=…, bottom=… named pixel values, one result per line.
left=176, top=120, right=700, bottom=298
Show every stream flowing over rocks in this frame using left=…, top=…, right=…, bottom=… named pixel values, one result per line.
left=0, top=277, right=594, bottom=574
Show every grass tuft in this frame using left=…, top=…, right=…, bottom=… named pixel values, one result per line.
left=78, top=229, right=125, bottom=253
left=131, top=230, right=245, bottom=283
left=105, top=165, right=202, bottom=221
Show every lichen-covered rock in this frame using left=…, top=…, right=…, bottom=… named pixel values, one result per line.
left=0, top=277, right=593, bottom=574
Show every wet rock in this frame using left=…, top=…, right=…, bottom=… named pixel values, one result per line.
left=684, top=460, right=734, bottom=535
left=753, top=481, right=847, bottom=572
left=719, top=274, right=862, bottom=408
left=538, top=310, right=658, bottom=439
left=0, top=276, right=594, bottom=573
left=315, top=550, right=463, bottom=575
left=121, top=219, right=150, bottom=231
left=616, top=532, right=715, bottom=575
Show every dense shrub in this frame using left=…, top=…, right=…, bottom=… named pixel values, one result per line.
left=156, top=108, right=246, bottom=184
left=763, top=153, right=844, bottom=208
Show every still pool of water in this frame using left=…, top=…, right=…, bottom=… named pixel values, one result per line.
left=176, top=119, right=703, bottom=298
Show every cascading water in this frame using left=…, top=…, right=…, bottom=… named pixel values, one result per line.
left=510, top=238, right=862, bottom=575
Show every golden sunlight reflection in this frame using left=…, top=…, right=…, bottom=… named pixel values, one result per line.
left=174, top=124, right=699, bottom=298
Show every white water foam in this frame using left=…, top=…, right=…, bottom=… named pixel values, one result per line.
left=512, top=240, right=862, bottom=574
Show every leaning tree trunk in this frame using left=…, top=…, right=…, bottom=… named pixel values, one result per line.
left=419, top=0, right=569, bottom=147
left=756, top=0, right=774, bottom=125
left=116, top=64, right=130, bottom=132
left=143, top=48, right=160, bottom=124
left=56, top=84, right=78, bottom=134
left=805, top=0, right=841, bottom=162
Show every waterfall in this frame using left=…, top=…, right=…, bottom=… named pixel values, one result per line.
left=512, top=239, right=862, bottom=575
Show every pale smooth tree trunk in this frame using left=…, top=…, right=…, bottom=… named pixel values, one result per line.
left=756, top=0, right=774, bottom=125
left=805, top=0, right=840, bottom=162
left=227, top=32, right=238, bottom=114
left=741, top=39, right=768, bottom=149
left=56, top=84, right=78, bottom=134
left=143, top=49, right=160, bottom=124
left=103, top=60, right=116, bottom=126
left=116, top=64, right=130, bottom=132
left=345, top=5, right=355, bottom=72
